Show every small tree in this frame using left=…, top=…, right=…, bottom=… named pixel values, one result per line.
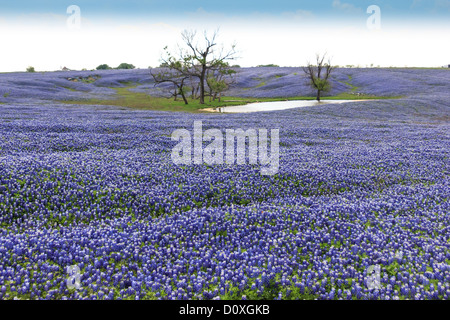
left=116, top=63, right=135, bottom=69
left=303, top=53, right=334, bottom=102
left=206, top=75, right=227, bottom=102
left=206, top=61, right=236, bottom=102
left=96, top=64, right=112, bottom=70
left=26, top=66, right=35, bottom=72
left=150, top=66, right=190, bottom=105
left=160, top=29, right=237, bottom=104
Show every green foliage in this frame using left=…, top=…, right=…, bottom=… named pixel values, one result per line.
left=207, top=75, right=228, bottom=94
left=215, top=230, right=228, bottom=237
left=26, top=66, right=35, bottom=73
left=181, top=85, right=192, bottom=96
left=313, top=78, right=331, bottom=92
left=386, top=261, right=399, bottom=277
left=96, top=64, right=112, bottom=70
left=206, top=61, right=237, bottom=101
left=116, top=63, right=135, bottom=70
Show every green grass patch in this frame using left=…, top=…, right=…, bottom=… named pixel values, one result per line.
left=343, top=75, right=358, bottom=92
left=58, top=83, right=402, bottom=113
left=60, top=86, right=267, bottom=113
left=62, top=86, right=78, bottom=92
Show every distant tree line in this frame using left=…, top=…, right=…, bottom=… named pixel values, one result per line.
left=96, top=63, right=136, bottom=70
left=256, top=64, right=279, bottom=67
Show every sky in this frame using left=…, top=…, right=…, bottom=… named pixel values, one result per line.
left=0, top=0, right=449, bottom=71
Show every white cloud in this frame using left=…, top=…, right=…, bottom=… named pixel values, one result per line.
left=332, top=0, right=363, bottom=14
left=1, top=12, right=95, bottom=29
left=281, top=10, right=314, bottom=22
left=0, top=9, right=448, bottom=71
left=184, top=7, right=229, bottom=24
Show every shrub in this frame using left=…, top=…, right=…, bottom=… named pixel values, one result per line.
left=116, top=63, right=135, bottom=70
left=257, top=64, right=279, bottom=68
left=26, top=66, right=35, bottom=72
left=96, top=64, right=112, bottom=70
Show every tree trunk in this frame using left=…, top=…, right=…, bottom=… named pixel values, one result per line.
left=180, top=90, right=188, bottom=105
left=199, top=66, right=206, bottom=104
left=316, top=90, right=321, bottom=102
left=179, top=78, right=189, bottom=105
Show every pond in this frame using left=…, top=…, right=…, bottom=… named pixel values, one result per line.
left=212, top=100, right=370, bottom=113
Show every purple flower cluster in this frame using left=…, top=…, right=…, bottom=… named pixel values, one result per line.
left=1, top=67, right=449, bottom=104
left=0, top=68, right=449, bottom=300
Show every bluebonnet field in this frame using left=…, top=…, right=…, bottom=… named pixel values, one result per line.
left=0, top=67, right=449, bottom=300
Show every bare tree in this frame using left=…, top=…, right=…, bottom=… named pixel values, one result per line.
left=150, top=67, right=189, bottom=105
left=161, top=29, right=237, bottom=104
left=303, top=53, right=334, bottom=102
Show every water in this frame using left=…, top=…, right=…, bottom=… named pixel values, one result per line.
left=215, top=100, right=369, bottom=113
